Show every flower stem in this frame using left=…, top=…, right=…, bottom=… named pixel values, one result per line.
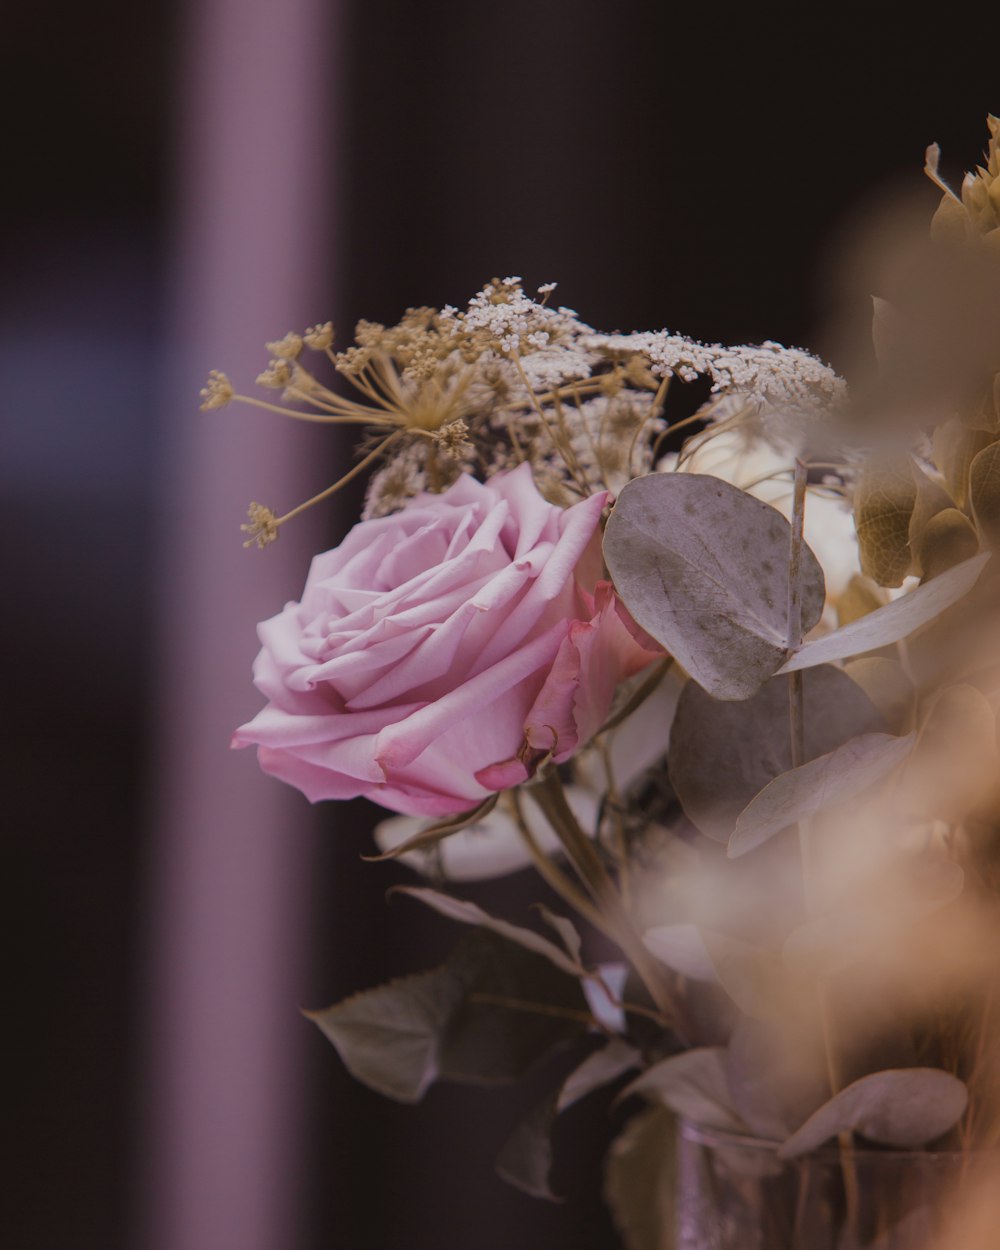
left=528, top=770, right=687, bottom=1037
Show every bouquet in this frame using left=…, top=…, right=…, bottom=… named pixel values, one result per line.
left=207, top=117, right=1000, bottom=1248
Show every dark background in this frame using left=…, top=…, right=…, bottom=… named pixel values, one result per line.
left=3, top=2, right=993, bottom=1248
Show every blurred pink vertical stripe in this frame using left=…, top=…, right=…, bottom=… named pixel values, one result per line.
left=139, top=0, right=339, bottom=1246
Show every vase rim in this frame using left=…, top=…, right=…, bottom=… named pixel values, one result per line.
left=678, top=1117, right=998, bottom=1162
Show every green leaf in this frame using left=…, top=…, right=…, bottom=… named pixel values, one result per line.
left=604, top=1105, right=678, bottom=1250
left=558, top=1038, right=642, bottom=1113
left=728, top=731, right=916, bottom=857
left=436, top=937, right=591, bottom=1084
left=621, top=1048, right=744, bottom=1133
left=305, top=965, right=466, bottom=1103
left=394, top=886, right=585, bottom=977
left=667, top=666, right=886, bottom=841
left=535, top=905, right=584, bottom=966
left=778, top=1068, right=968, bottom=1158
left=499, top=1039, right=643, bottom=1201
left=307, top=932, right=590, bottom=1101
left=496, top=1091, right=561, bottom=1201
left=604, top=474, right=825, bottom=700
left=779, top=553, right=990, bottom=673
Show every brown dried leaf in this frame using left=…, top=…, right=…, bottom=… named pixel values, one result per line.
left=933, top=418, right=993, bottom=509
left=907, top=461, right=955, bottom=577
left=915, top=507, right=980, bottom=582
left=970, top=439, right=1000, bottom=547
left=854, top=455, right=917, bottom=587
left=843, top=657, right=915, bottom=733
left=836, top=575, right=887, bottom=627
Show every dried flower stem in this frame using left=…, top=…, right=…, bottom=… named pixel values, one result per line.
left=273, top=433, right=402, bottom=533
left=787, top=457, right=860, bottom=1224
left=509, top=791, right=609, bottom=936
left=529, top=769, right=687, bottom=1037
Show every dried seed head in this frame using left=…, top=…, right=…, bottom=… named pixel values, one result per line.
left=241, top=502, right=280, bottom=549
left=200, top=369, right=234, bottom=410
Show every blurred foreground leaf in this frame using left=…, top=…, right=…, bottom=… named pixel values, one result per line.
left=778, top=1068, right=968, bottom=1157
left=729, top=731, right=916, bottom=857
left=604, top=1105, right=677, bottom=1250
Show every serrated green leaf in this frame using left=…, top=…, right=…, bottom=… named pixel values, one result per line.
left=496, top=1090, right=561, bottom=1201
left=307, top=932, right=590, bottom=1102
left=394, top=887, right=585, bottom=977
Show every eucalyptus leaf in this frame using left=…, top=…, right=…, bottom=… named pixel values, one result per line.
left=780, top=553, right=990, bottom=673
left=496, top=1091, right=561, bottom=1201
left=557, top=1038, right=642, bottom=1113
left=778, top=1068, right=968, bottom=1158
left=729, top=732, right=917, bottom=857
left=535, top=905, right=584, bottom=965
left=668, top=666, right=886, bottom=841
left=394, top=886, right=585, bottom=977
left=604, top=473, right=825, bottom=700
left=604, top=1105, right=677, bottom=1250
left=621, top=1047, right=745, bottom=1133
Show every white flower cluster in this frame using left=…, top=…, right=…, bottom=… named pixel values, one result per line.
left=585, top=330, right=845, bottom=409
left=358, top=277, right=848, bottom=519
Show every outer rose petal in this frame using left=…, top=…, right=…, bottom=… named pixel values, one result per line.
left=234, top=466, right=635, bottom=817
left=478, top=584, right=663, bottom=781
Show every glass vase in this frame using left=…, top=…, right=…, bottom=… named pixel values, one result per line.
left=675, top=1119, right=995, bottom=1250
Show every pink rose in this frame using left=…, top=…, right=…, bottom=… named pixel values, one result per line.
left=233, top=464, right=660, bottom=817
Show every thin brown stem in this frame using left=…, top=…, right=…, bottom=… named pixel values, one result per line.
left=528, top=770, right=686, bottom=1036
